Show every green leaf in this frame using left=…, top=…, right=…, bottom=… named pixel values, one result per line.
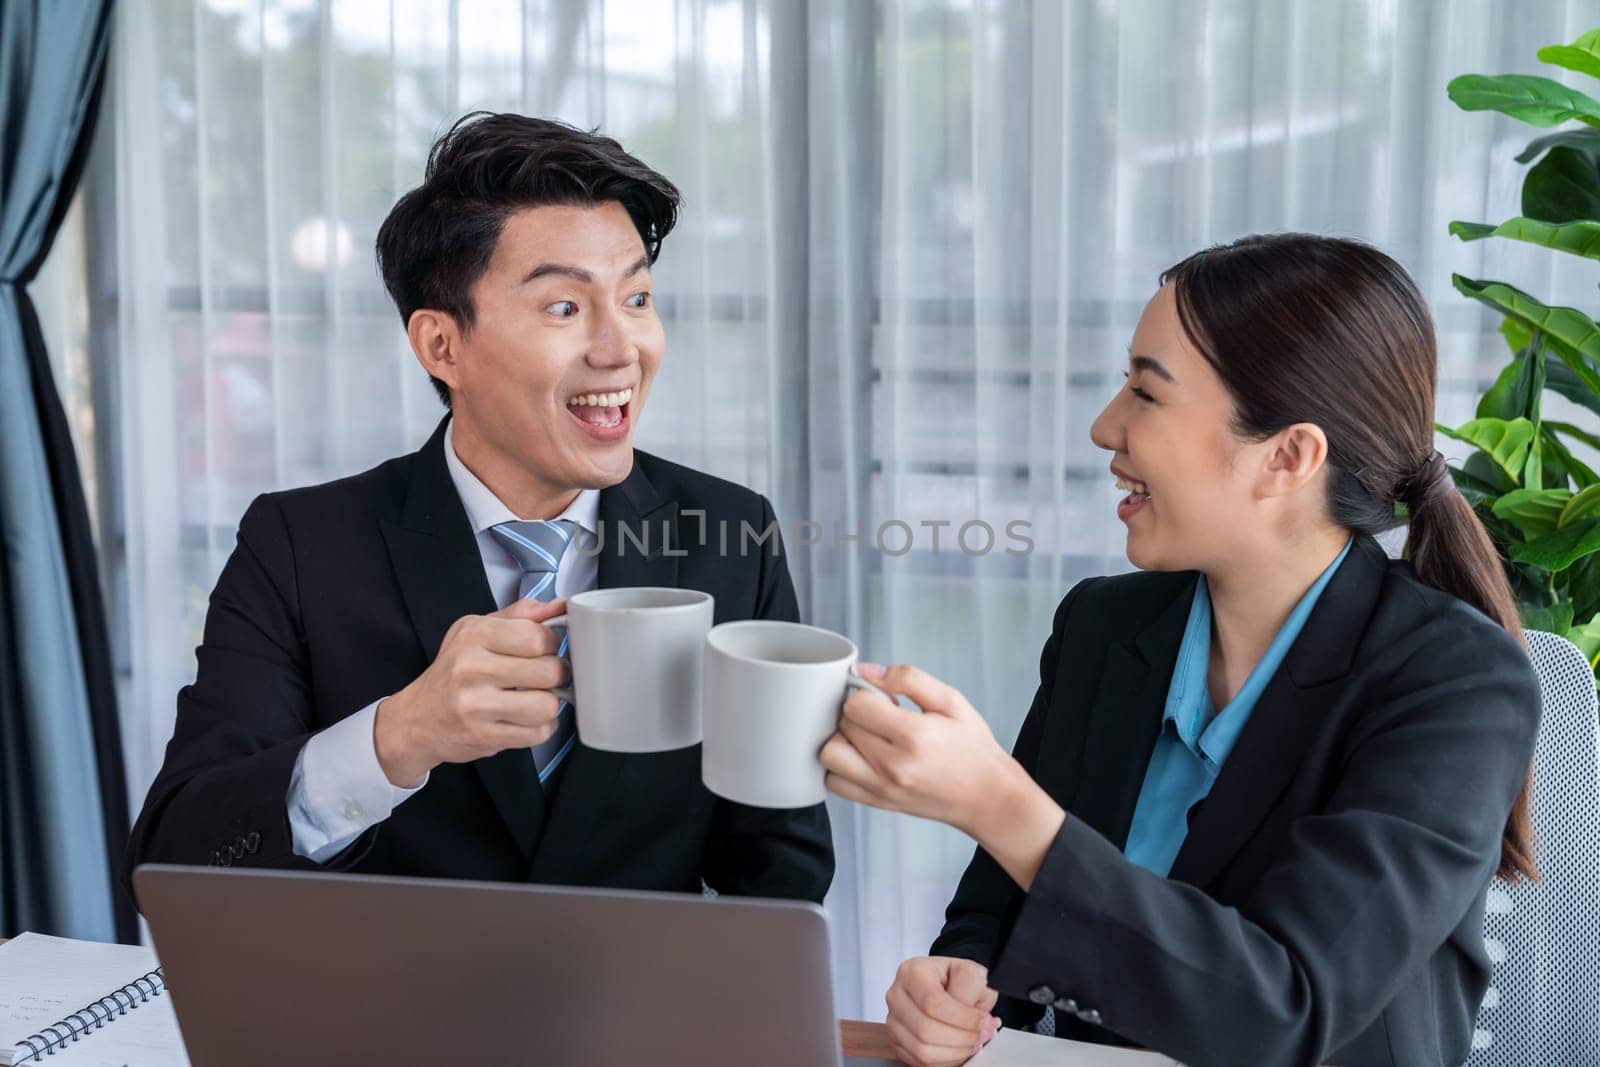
left=1494, top=488, right=1573, bottom=535
left=1566, top=554, right=1600, bottom=620
left=1448, top=221, right=1498, bottom=241
left=1545, top=360, right=1600, bottom=421
left=1438, top=417, right=1538, bottom=481
left=1515, top=126, right=1600, bottom=164
left=1449, top=462, right=1506, bottom=506
left=1566, top=611, right=1600, bottom=670
left=1529, top=334, right=1548, bottom=425
left=1478, top=350, right=1535, bottom=420
left=1511, top=560, right=1556, bottom=605
left=1510, top=517, right=1600, bottom=570
left=1547, top=419, right=1600, bottom=450
left=1502, top=315, right=1535, bottom=354
left=1449, top=217, right=1600, bottom=259
left=1541, top=433, right=1576, bottom=488
left=1524, top=341, right=1548, bottom=488
left=1463, top=448, right=1520, bottom=493
left=1521, top=601, right=1575, bottom=633
left=1538, top=30, right=1600, bottom=81
left=1548, top=340, right=1600, bottom=396
left=1561, top=484, right=1600, bottom=526
left=1448, top=73, right=1600, bottom=127
left=1542, top=426, right=1600, bottom=489
left=1523, top=146, right=1600, bottom=222
left=1452, top=276, right=1600, bottom=365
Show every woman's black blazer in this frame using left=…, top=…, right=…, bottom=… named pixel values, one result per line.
left=932, top=536, right=1539, bottom=1067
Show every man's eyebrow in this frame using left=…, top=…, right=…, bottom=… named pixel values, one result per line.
left=1128, top=351, right=1177, bottom=383
left=523, top=262, right=592, bottom=284
left=522, top=254, right=652, bottom=285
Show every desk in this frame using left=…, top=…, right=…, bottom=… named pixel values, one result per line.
left=840, top=1019, right=896, bottom=1059
left=2, top=937, right=899, bottom=1063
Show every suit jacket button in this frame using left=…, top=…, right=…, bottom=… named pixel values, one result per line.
left=1027, top=985, right=1056, bottom=1006
left=1053, top=997, right=1079, bottom=1015
left=245, top=831, right=261, bottom=854
left=1081, top=1009, right=1103, bottom=1026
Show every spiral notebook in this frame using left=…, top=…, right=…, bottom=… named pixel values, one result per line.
left=0, top=933, right=188, bottom=1065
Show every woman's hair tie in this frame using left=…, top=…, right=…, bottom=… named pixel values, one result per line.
left=1396, top=450, right=1451, bottom=510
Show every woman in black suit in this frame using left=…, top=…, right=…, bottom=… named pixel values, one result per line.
left=821, top=234, right=1539, bottom=1067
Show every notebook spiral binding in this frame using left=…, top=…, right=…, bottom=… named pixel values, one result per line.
left=12, top=968, right=166, bottom=1063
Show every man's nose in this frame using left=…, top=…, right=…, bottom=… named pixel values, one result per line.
left=587, top=305, right=638, bottom=367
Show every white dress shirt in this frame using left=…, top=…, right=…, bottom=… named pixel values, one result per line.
left=285, top=421, right=601, bottom=863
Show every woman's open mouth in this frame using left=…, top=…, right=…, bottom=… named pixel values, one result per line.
left=566, top=387, right=633, bottom=442
left=1115, top=474, right=1151, bottom=521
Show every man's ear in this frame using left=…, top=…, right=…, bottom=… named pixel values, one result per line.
left=1258, top=422, right=1329, bottom=499
left=407, top=309, right=461, bottom=393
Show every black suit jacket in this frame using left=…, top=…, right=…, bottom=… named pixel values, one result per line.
left=126, top=418, right=833, bottom=903
left=932, top=537, right=1538, bottom=1067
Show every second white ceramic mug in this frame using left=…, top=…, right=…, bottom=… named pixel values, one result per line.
left=546, top=587, right=714, bottom=752
left=701, top=620, right=890, bottom=808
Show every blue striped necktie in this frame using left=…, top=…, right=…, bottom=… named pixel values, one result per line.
left=488, top=519, right=577, bottom=790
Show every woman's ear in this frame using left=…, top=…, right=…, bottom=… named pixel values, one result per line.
left=1259, top=422, right=1329, bottom=499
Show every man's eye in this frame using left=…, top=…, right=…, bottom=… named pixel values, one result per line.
left=626, top=292, right=651, bottom=309
left=546, top=300, right=578, bottom=317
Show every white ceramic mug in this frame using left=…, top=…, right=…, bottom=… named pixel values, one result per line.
left=545, top=587, right=714, bottom=752
left=701, top=620, right=890, bottom=808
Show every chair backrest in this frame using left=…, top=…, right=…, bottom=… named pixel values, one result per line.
left=1467, top=629, right=1600, bottom=1066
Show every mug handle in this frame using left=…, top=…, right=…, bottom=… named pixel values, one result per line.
left=540, top=614, right=574, bottom=705
left=845, top=671, right=901, bottom=706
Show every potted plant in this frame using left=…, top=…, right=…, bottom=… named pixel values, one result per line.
left=1444, top=29, right=1600, bottom=685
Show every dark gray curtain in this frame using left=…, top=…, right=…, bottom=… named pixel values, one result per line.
left=0, top=0, right=132, bottom=942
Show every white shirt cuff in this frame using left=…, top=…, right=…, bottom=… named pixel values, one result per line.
left=286, top=699, right=428, bottom=864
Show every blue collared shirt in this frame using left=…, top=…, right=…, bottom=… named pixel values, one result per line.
left=1122, top=540, right=1352, bottom=877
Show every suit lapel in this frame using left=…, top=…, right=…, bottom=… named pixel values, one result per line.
left=1069, top=579, right=1196, bottom=849
left=529, top=459, right=682, bottom=882
left=379, top=418, right=548, bottom=859
left=595, top=460, right=681, bottom=592
left=1167, top=536, right=1387, bottom=889
left=379, top=420, right=496, bottom=660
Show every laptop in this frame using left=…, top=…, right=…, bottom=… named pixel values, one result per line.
left=135, top=864, right=893, bottom=1066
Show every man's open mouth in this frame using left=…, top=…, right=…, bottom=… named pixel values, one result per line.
left=566, top=387, right=633, bottom=435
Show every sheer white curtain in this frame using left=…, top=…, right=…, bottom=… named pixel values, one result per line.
left=106, top=0, right=1598, bottom=1015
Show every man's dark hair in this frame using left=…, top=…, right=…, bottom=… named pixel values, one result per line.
left=375, top=112, right=681, bottom=407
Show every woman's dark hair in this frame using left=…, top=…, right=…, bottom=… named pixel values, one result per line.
left=1161, top=233, right=1535, bottom=882
left=375, top=112, right=681, bottom=406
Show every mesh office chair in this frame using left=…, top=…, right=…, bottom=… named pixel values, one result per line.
left=1467, top=629, right=1600, bottom=1065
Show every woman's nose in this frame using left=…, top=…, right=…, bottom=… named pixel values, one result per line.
left=1089, top=392, right=1124, bottom=453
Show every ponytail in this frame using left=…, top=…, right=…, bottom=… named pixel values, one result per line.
left=1403, top=460, right=1537, bottom=882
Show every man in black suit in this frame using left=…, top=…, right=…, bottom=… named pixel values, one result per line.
left=125, top=113, right=833, bottom=903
